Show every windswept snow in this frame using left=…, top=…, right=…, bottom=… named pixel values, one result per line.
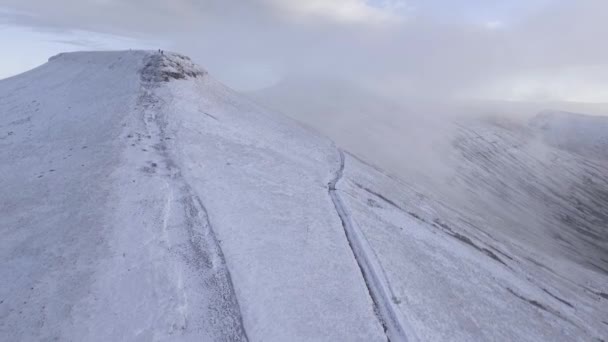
left=1, top=51, right=607, bottom=341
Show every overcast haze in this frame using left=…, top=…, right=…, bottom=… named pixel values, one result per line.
left=2, top=0, right=608, bottom=102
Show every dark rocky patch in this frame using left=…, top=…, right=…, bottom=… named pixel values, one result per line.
left=353, top=182, right=403, bottom=211
left=542, top=288, right=574, bottom=308
left=432, top=219, right=507, bottom=267
left=366, top=198, right=382, bottom=208
left=506, top=288, right=549, bottom=312
left=407, top=211, right=427, bottom=223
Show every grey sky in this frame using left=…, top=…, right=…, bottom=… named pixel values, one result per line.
left=1, top=1, right=607, bottom=102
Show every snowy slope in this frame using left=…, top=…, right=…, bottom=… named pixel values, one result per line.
left=0, top=51, right=384, bottom=341
left=530, top=110, right=608, bottom=160
left=248, top=78, right=453, bottom=189
left=139, top=54, right=386, bottom=341
left=1, top=51, right=607, bottom=341
left=253, top=79, right=608, bottom=340
left=447, top=115, right=608, bottom=276
left=253, top=79, right=608, bottom=277
left=341, top=153, right=608, bottom=341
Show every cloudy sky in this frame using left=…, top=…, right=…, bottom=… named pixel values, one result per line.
left=1, top=0, right=607, bottom=102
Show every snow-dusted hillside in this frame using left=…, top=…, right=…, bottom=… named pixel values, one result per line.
left=1, top=51, right=607, bottom=341
left=530, top=110, right=608, bottom=160
left=449, top=115, right=608, bottom=275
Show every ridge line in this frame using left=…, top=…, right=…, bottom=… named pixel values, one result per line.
left=138, top=53, right=249, bottom=341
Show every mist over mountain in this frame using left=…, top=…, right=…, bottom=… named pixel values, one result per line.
left=1, top=51, right=607, bottom=341
left=252, top=77, right=608, bottom=274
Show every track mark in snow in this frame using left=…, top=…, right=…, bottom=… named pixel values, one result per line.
left=139, top=54, right=248, bottom=341
left=328, top=149, right=415, bottom=342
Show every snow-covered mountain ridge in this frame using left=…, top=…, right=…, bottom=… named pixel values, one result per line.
left=1, top=51, right=606, bottom=341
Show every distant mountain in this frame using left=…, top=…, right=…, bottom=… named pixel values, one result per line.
left=1, top=52, right=606, bottom=341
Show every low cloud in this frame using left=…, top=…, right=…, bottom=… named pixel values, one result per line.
left=2, top=0, right=608, bottom=101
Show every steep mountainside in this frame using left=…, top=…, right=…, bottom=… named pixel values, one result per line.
left=1, top=51, right=607, bottom=341
left=449, top=115, right=608, bottom=276
left=254, top=79, right=608, bottom=278
left=530, top=110, right=608, bottom=160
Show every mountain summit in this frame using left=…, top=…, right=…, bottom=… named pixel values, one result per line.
left=1, top=51, right=606, bottom=341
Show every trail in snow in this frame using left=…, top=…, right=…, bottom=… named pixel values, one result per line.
left=139, top=53, right=248, bottom=341
left=328, top=149, right=415, bottom=342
